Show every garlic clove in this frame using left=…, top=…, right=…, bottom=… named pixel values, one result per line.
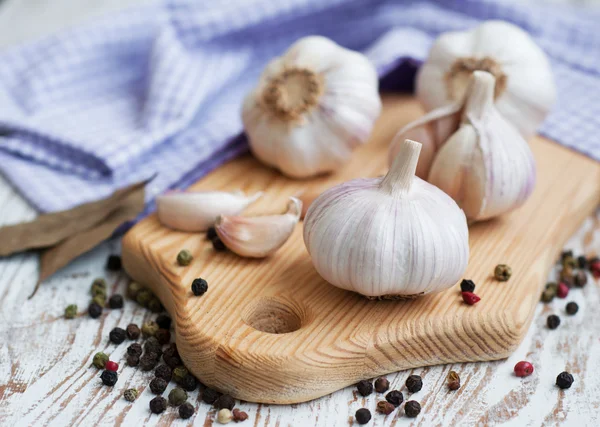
left=215, top=197, right=302, bottom=258
left=156, top=190, right=263, bottom=232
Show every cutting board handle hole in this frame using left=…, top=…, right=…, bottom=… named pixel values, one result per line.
left=242, top=296, right=305, bottom=334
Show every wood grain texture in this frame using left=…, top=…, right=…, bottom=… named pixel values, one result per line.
left=121, top=95, right=600, bottom=404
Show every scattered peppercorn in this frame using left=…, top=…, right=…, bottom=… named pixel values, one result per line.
left=91, top=278, right=107, bottom=294
left=179, top=401, right=195, bottom=419
left=108, top=294, right=124, bottom=309
left=405, top=375, right=423, bottom=393
left=169, top=387, right=188, bottom=406
left=207, top=226, right=217, bottom=241
left=561, top=250, right=574, bottom=261
left=123, top=388, right=139, bottom=402
left=355, top=408, right=371, bottom=425
left=191, top=278, right=209, bottom=296
left=64, top=304, right=78, bottom=319
left=462, top=291, right=481, bottom=305
left=126, top=324, right=141, bottom=340
left=136, top=289, right=153, bottom=307
left=215, top=394, right=235, bottom=410
left=573, top=271, right=587, bottom=288
left=127, top=342, right=142, bottom=357
left=155, top=364, right=172, bottom=382
left=591, top=259, right=600, bottom=279
left=106, top=255, right=122, bottom=271
left=150, top=377, right=168, bottom=395
left=404, top=400, right=421, bottom=418
left=376, top=400, right=395, bottom=415
left=217, top=408, right=233, bottom=424
left=149, top=396, right=168, bottom=414
left=541, top=288, right=555, bottom=303
left=232, top=408, right=249, bottom=422
left=173, top=366, right=189, bottom=384
left=181, top=374, right=198, bottom=391
left=163, top=343, right=179, bottom=359
left=562, top=255, right=576, bottom=269
left=140, top=353, right=159, bottom=371
left=126, top=355, right=139, bottom=367
left=109, top=327, right=126, bottom=344
left=374, top=377, right=390, bottom=393
left=560, top=266, right=574, bottom=285
left=202, top=388, right=221, bottom=404
left=556, top=371, right=574, bottom=389
left=212, top=238, right=227, bottom=252
left=88, top=302, right=103, bottom=319
left=92, top=294, right=106, bottom=308
left=165, top=355, right=182, bottom=369
left=577, top=255, right=588, bottom=269
left=447, top=371, right=461, bottom=390
left=92, top=352, right=109, bottom=369
left=514, top=361, right=534, bottom=377
left=142, top=321, right=160, bottom=338
left=148, top=297, right=164, bottom=313
left=155, top=328, right=171, bottom=345
left=385, top=390, right=403, bottom=406
left=566, top=301, right=579, bottom=315
left=460, top=279, right=476, bottom=293
left=156, top=314, right=172, bottom=330
left=556, top=282, right=569, bottom=299
left=127, top=281, right=143, bottom=300
left=494, top=264, right=512, bottom=281
left=105, top=361, right=119, bottom=372
left=547, top=314, right=561, bottom=330
left=356, top=379, right=374, bottom=396
left=177, top=249, right=193, bottom=266
left=100, top=370, right=118, bottom=386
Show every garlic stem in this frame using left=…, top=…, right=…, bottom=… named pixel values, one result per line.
left=464, top=71, right=495, bottom=122
left=380, top=139, right=422, bottom=196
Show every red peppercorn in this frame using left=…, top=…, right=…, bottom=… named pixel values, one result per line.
left=514, top=361, right=534, bottom=377
left=591, top=260, right=600, bottom=279
left=462, top=292, right=481, bottom=305
left=556, top=282, right=569, bottom=298
left=105, top=361, right=119, bottom=372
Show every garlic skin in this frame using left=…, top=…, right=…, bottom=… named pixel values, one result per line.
left=303, top=139, right=469, bottom=298
left=428, top=71, right=536, bottom=221
left=215, top=197, right=301, bottom=258
left=416, top=20, right=556, bottom=139
left=242, top=36, right=382, bottom=178
left=156, top=190, right=262, bottom=232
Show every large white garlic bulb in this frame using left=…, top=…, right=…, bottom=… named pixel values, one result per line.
left=303, top=139, right=469, bottom=298
left=242, top=36, right=382, bottom=178
left=417, top=20, right=556, bottom=139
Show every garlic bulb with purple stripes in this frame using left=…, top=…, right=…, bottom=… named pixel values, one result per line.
left=303, top=139, right=469, bottom=298
left=242, top=36, right=381, bottom=178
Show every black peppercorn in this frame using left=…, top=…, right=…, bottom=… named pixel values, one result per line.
left=206, top=226, right=217, bottom=241
left=385, top=390, right=403, bottom=406
left=140, top=353, right=159, bottom=371
left=165, top=356, right=182, bottom=369
left=191, top=278, right=209, bottom=296
left=566, top=302, right=579, bottom=315
left=109, top=327, right=126, bottom=344
left=202, top=388, right=221, bottom=404
left=88, top=302, right=103, bottom=319
left=149, top=396, right=167, bottom=414
left=573, top=271, right=587, bottom=288
left=212, top=238, right=227, bottom=251
left=155, top=329, right=171, bottom=345
left=126, top=323, right=141, bottom=340
left=561, top=250, right=573, bottom=262
left=155, top=364, right=173, bottom=382
left=156, top=314, right=172, bottom=330
left=106, top=255, right=122, bottom=271
left=163, top=343, right=179, bottom=359
left=405, top=375, right=423, bottom=393
left=556, top=371, right=574, bottom=389
left=577, top=255, right=588, bottom=269
left=374, top=377, right=390, bottom=393
left=547, top=314, right=561, bottom=330
left=179, top=401, right=195, bottom=419
left=127, top=343, right=143, bottom=357
left=355, top=408, right=371, bottom=425
left=356, top=379, right=374, bottom=396
left=144, top=337, right=162, bottom=354
left=148, top=297, right=164, bottom=313
left=126, top=354, right=139, bottom=367
left=100, top=370, right=118, bottom=386
left=460, top=279, right=476, bottom=293
left=150, top=377, right=168, bottom=395
left=215, top=394, right=235, bottom=410
left=404, top=400, right=421, bottom=418
left=108, top=294, right=124, bottom=309
left=181, top=374, right=198, bottom=391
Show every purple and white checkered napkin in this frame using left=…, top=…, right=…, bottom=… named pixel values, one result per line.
left=0, top=0, right=598, bottom=214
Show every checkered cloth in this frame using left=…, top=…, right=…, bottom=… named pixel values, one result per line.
left=0, top=0, right=598, bottom=213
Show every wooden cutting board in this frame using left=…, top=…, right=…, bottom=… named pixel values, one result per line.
left=121, top=95, right=600, bottom=404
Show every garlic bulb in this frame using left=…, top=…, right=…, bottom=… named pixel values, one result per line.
left=428, top=71, right=536, bottom=221
left=303, top=139, right=469, bottom=298
left=215, top=197, right=301, bottom=258
left=416, top=20, right=556, bottom=139
left=242, top=36, right=382, bottom=178
left=156, top=190, right=262, bottom=232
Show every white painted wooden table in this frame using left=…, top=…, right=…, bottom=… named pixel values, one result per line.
left=1, top=1, right=600, bottom=426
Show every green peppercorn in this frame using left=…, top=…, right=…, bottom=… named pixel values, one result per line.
left=562, top=255, right=576, bottom=269
left=123, top=388, right=139, bottom=402
left=64, top=304, right=78, bottom=319
left=177, top=249, right=193, bottom=266
left=92, top=352, right=109, bottom=369
left=142, top=321, right=160, bottom=338
left=168, top=387, right=188, bottom=406
left=541, top=289, right=555, bottom=303
left=545, top=282, right=558, bottom=292
left=560, top=266, right=574, bottom=284
left=136, top=289, right=153, bottom=307
left=148, top=297, right=164, bottom=313
left=494, top=264, right=512, bottom=281
left=92, top=294, right=106, bottom=308
left=127, top=281, right=143, bottom=300
left=173, top=366, right=189, bottom=384
left=91, top=278, right=107, bottom=294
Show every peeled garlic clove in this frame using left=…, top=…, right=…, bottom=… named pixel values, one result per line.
left=215, top=197, right=302, bottom=258
left=417, top=20, right=556, bottom=139
left=242, top=36, right=382, bottom=178
left=156, top=190, right=263, bottom=232
left=428, top=71, right=536, bottom=221
left=304, top=139, right=469, bottom=298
